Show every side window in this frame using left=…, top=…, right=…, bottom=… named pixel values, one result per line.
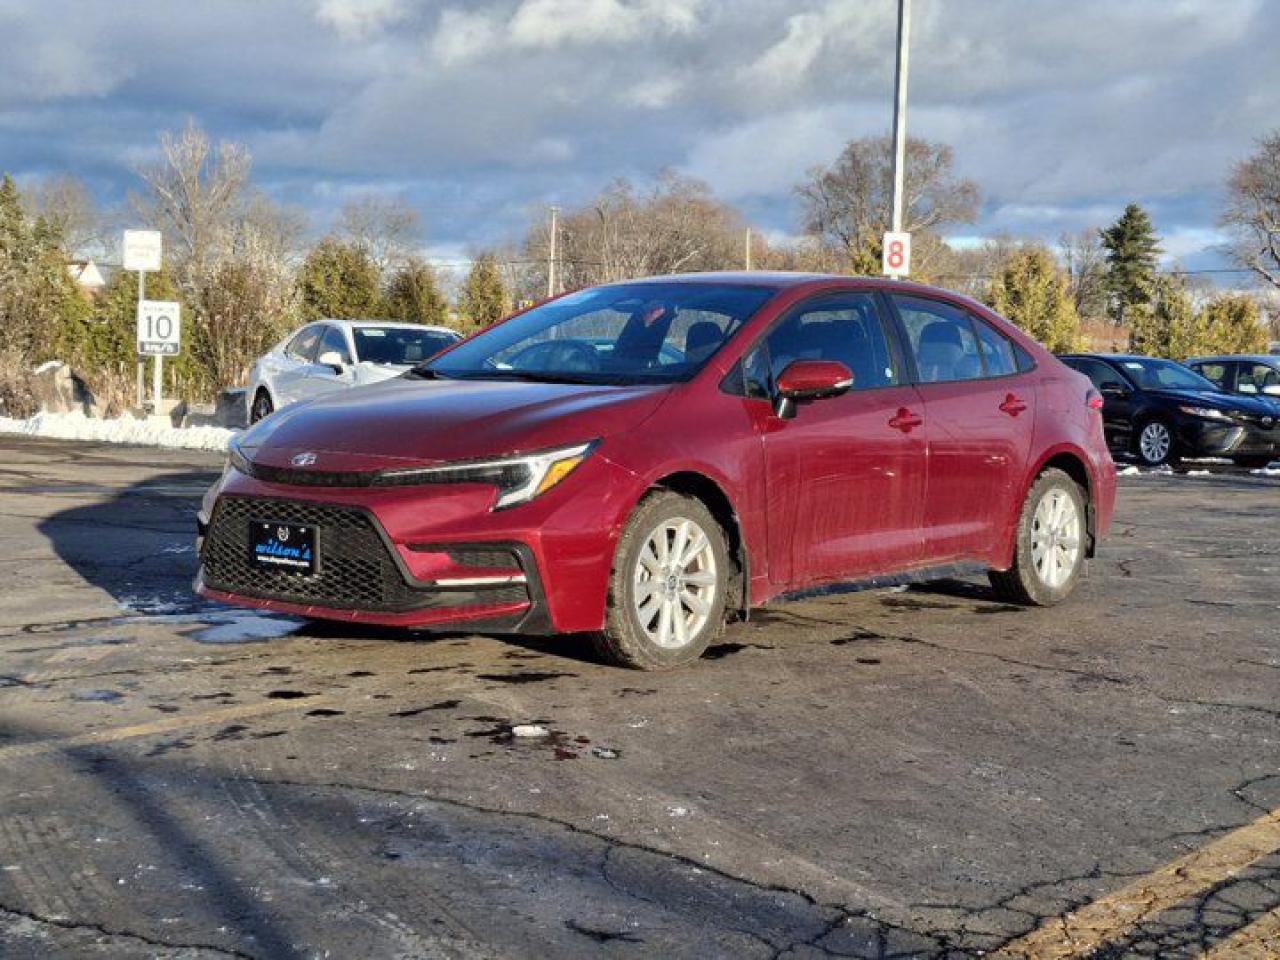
left=286, top=325, right=323, bottom=362
left=1252, top=364, right=1280, bottom=391
left=763, top=294, right=899, bottom=392
left=1235, top=363, right=1278, bottom=394
left=973, top=319, right=1018, bottom=377
left=892, top=295, right=983, bottom=384
left=1194, top=362, right=1229, bottom=389
left=1065, top=359, right=1122, bottom=392
left=318, top=325, right=352, bottom=364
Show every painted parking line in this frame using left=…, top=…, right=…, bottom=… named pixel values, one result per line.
left=0, top=698, right=326, bottom=764
left=992, top=807, right=1280, bottom=959
left=1201, top=906, right=1280, bottom=959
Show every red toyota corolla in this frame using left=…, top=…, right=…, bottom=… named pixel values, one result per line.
left=197, top=273, right=1116, bottom=669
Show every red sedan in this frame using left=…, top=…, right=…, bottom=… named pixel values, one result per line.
left=197, top=273, right=1116, bottom=669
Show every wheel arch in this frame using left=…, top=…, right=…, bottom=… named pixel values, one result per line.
left=648, top=470, right=750, bottom=620
left=1002, top=446, right=1099, bottom=568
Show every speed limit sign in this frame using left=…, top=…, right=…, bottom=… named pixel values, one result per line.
left=136, top=300, right=181, bottom=356
left=882, top=231, right=911, bottom=278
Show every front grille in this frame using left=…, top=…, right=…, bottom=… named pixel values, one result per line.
left=201, top=496, right=527, bottom=613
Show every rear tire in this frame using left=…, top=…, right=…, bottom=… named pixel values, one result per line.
left=593, top=490, right=729, bottom=670
left=250, top=389, right=274, bottom=424
left=989, top=468, right=1088, bottom=606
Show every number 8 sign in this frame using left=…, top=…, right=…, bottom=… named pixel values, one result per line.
left=881, top=231, right=911, bottom=278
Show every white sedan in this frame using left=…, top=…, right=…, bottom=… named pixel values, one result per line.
left=247, top=320, right=461, bottom=423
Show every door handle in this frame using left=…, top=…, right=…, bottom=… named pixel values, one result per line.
left=999, top=393, right=1027, bottom=417
left=888, top=408, right=923, bottom=433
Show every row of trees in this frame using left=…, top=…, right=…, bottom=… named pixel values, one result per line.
left=2, top=122, right=1277, bottom=414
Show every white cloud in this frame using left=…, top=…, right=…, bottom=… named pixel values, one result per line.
left=509, top=0, right=702, bottom=48
left=315, top=0, right=405, bottom=39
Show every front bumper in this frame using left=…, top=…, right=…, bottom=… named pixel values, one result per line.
left=194, top=451, right=638, bottom=633
left=1178, top=418, right=1280, bottom=458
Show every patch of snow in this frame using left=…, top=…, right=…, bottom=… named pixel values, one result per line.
left=1185, top=470, right=1211, bottom=476
left=0, top=411, right=235, bottom=452
left=511, top=724, right=549, bottom=738
left=1251, top=467, right=1280, bottom=476
left=1117, top=466, right=1141, bottom=476
left=34, top=360, right=64, bottom=374
left=666, top=805, right=690, bottom=818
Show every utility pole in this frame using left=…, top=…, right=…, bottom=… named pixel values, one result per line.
left=546, top=205, right=559, bottom=298
left=136, top=269, right=145, bottom=407
left=744, top=228, right=752, bottom=270
left=888, top=0, right=911, bottom=236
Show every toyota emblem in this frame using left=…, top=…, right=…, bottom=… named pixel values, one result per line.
left=291, top=451, right=318, bottom=468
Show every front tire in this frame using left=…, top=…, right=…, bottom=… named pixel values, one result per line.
left=989, top=468, right=1088, bottom=606
left=593, top=491, right=729, bottom=670
left=1134, top=418, right=1176, bottom=466
left=250, top=389, right=274, bottom=424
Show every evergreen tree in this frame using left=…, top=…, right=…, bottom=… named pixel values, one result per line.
left=1199, top=294, right=1269, bottom=356
left=458, top=253, right=510, bottom=329
left=297, top=237, right=381, bottom=320
left=1127, top=275, right=1200, bottom=358
left=1100, top=204, right=1161, bottom=324
left=0, top=174, right=26, bottom=254
left=985, top=246, right=1081, bottom=352
left=382, top=258, right=449, bottom=327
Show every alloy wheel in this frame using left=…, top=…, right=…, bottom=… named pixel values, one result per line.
left=1138, top=421, right=1171, bottom=464
left=251, top=392, right=273, bottom=424
left=1030, top=488, right=1082, bottom=589
left=632, top=517, right=718, bottom=649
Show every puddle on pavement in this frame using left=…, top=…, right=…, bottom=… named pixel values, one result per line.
left=72, top=688, right=125, bottom=703
left=475, top=671, right=577, bottom=684
left=704, top=642, right=774, bottom=659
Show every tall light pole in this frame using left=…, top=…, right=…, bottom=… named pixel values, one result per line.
left=888, top=0, right=911, bottom=236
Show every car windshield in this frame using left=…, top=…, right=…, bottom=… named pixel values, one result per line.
left=420, top=282, right=776, bottom=385
left=1118, top=358, right=1222, bottom=392
left=353, top=327, right=458, bottom=365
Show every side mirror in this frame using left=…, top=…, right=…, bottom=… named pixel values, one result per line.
left=1100, top=381, right=1128, bottom=398
left=773, top=360, right=853, bottom=420
left=316, top=350, right=347, bottom=375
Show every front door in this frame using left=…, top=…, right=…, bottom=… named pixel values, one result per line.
left=748, top=292, right=927, bottom=587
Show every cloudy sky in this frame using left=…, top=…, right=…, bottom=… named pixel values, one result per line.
left=1, top=0, right=1275, bottom=273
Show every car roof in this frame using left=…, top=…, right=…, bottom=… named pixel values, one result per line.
left=318, top=319, right=458, bottom=334
left=606, top=270, right=993, bottom=307
left=1185, top=354, right=1279, bottom=364
left=1059, top=353, right=1164, bottom=363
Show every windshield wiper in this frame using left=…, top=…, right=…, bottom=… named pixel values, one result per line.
left=405, top=367, right=451, bottom=380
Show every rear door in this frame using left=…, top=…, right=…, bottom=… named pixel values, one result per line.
left=1065, top=357, right=1135, bottom=450
left=888, top=294, right=1038, bottom=564
left=747, top=292, right=927, bottom=586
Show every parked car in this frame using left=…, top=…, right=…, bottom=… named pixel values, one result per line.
left=246, top=320, right=461, bottom=423
left=1184, top=355, right=1280, bottom=409
left=1059, top=353, right=1280, bottom=468
left=198, top=274, right=1116, bottom=669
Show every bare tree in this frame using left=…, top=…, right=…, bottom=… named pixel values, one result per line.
left=797, top=136, right=979, bottom=277
left=1059, top=228, right=1108, bottom=321
left=29, top=175, right=102, bottom=256
left=335, top=194, right=422, bottom=271
left=1222, top=131, right=1280, bottom=289
left=531, top=172, right=745, bottom=289
left=132, top=121, right=252, bottom=273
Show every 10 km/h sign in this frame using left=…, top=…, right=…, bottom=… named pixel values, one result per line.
left=136, top=300, right=181, bottom=356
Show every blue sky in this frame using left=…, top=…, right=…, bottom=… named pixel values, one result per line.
left=1, top=0, right=1275, bottom=277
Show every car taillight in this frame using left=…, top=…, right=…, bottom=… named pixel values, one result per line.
left=1086, top=389, right=1104, bottom=411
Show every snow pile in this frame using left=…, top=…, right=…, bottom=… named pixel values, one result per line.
left=0, top=411, right=235, bottom=452
left=1252, top=466, right=1280, bottom=477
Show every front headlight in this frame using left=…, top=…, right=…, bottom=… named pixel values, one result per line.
left=227, top=438, right=253, bottom=475
left=374, top=441, right=597, bottom=509
left=1178, top=405, right=1232, bottom=422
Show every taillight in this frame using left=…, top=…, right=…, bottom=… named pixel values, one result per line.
left=1086, top=389, right=1104, bottom=411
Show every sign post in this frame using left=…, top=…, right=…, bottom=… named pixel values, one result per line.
left=123, top=230, right=166, bottom=414
left=136, top=300, right=181, bottom=417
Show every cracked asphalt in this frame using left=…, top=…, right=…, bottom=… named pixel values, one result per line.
left=0, top=435, right=1277, bottom=959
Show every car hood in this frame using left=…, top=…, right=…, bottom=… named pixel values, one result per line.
left=238, top=376, right=672, bottom=471
left=1149, top=388, right=1275, bottom=415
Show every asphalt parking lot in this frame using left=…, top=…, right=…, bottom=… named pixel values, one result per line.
left=0, top=435, right=1277, bottom=959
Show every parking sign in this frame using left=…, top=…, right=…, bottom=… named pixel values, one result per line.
left=136, top=300, right=181, bottom=356
left=882, top=231, right=911, bottom=278
left=123, top=230, right=163, bottom=273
